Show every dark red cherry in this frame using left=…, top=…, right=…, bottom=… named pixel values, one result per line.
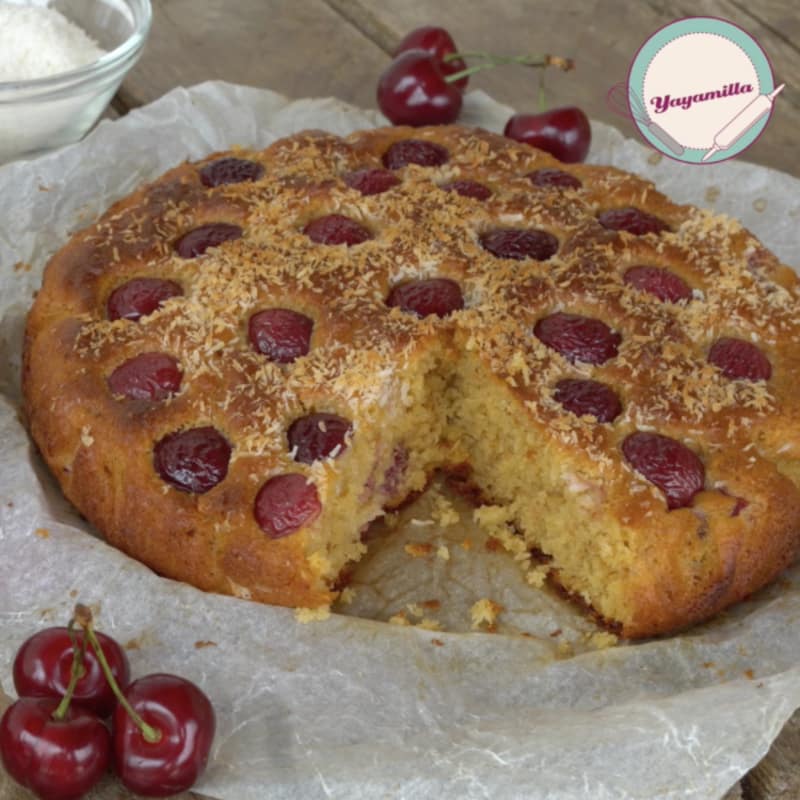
left=553, top=379, right=621, bottom=422
left=598, top=208, right=669, bottom=235
left=387, top=278, right=464, bottom=318
left=154, top=426, right=231, bottom=493
left=174, top=222, right=242, bottom=258
left=288, top=412, right=352, bottom=464
left=254, top=473, right=321, bottom=538
left=480, top=228, right=558, bottom=261
left=441, top=180, right=492, bottom=200
left=624, top=266, right=692, bottom=303
left=107, top=278, right=183, bottom=322
left=527, top=168, right=582, bottom=189
left=303, top=214, right=372, bottom=246
left=708, top=337, right=771, bottom=381
left=394, top=26, right=469, bottom=90
left=382, top=139, right=450, bottom=169
left=377, top=50, right=463, bottom=126
left=199, top=157, right=264, bottom=187
left=13, top=626, right=130, bottom=719
left=504, top=108, right=592, bottom=163
left=0, top=697, right=111, bottom=800
left=249, top=308, right=313, bottom=363
left=622, top=431, right=705, bottom=510
left=535, top=312, right=621, bottom=365
left=343, top=168, right=400, bottom=196
left=108, top=353, right=182, bottom=401
left=113, top=674, right=215, bottom=796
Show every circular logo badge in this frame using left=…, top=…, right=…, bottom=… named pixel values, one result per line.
left=627, top=17, right=781, bottom=164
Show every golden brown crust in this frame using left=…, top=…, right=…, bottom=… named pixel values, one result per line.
left=23, top=125, right=800, bottom=637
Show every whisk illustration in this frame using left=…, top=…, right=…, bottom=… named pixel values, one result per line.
left=606, top=82, right=685, bottom=156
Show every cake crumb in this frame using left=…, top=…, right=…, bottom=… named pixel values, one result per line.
left=744, top=669, right=755, bottom=680
left=556, top=639, right=574, bottom=658
left=431, top=638, right=444, bottom=647
left=13, top=261, right=31, bottom=272
left=586, top=631, right=618, bottom=650
left=194, top=640, right=217, bottom=649
left=460, top=539, right=472, bottom=551
left=436, top=544, right=450, bottom=561
left=421, top=599, right=441, bottom=611
left=417, top=618, right=442, bottom=631
left=406, top=603, right=424, bottom=618
left=338, top=586, right=356, bottom=605
left=80, top=425, right=94, bottom=447
left=431, top=493, right=460, bottom=527
left=471, top=598, right=504, bottom=630
left=404, top=541, right=433, bottom=558
left=388, top=611, right=410, bottom=626
left=525, top=564, right=549, bottom=588
left=33, top=527, right=50, bottom=539
left=294, top=606, right=331, bottom=623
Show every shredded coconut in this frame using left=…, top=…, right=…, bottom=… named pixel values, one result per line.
left=0, top=3, right=106, bottom=81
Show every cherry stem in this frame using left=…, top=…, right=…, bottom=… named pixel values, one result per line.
left=73, top=604, right=162, bottom=744
left=442, top=51, right=574, bottom=83
left=51, top=620, right=85, bottom=721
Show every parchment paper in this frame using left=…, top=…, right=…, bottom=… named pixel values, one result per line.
left=1, top=82, right=800, bottom=800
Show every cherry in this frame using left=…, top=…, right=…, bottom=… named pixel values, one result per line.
left=107, top=278, right=183, bottom=322
left=113, top=674, right=215, bottom=797
left=174, top=222, right=242, bottom=258
left=504, top=107, right=591, bottom=163
left=378, top=50, right=463, bottom=126
left=622, top=431, right=705, bottom=510
left=303, top=214, right=372, bottom=246
left=623, top=265, right=692, bottom=303
left=343, top=168, right=400, bottom=196
left=249, top=308, right=313, bottom=363
left=288, top=412, right=352, bottom=464
left=553, top=378, right=621, bottom=422
left=479, top=228, right=558, bottom=261
left=154, top=426, right=232, bottom=494
left=380, top=445, right=409, bottom=496
left=527, top=168, right=582, bottom=190
left=535, top=312, right=621, bottom=365
left=708, top=337, right=771, bottom=381
left=382, top=139, right=450, bottom=169
left=254, top=473, right=322, bottom=538
left=0, top=697, right=111, bottom=800
left=13, top=626, right=130, bottom=718
left=199, top=157, right=264, bottom=187
left=108, top=353, right=182, bottom=401
left=597, top=208, right=669, bottom=235
left=440, top=180, right=492, bottom=200
left=387, top=278, right=464, bottom=318
left=394, top=26, right=469, bottom=91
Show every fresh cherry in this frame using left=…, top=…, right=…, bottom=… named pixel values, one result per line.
left=387, top=278, right=464, bottom=318
left=504, top=107, right=591, bottom=163
left=394, top=26, right=469, bottom=90
left=107, top=278, right=183, bottom=322
left=0, top=697, right=111, bottom=800
left=343, top=168, right=400, bottom=196
left=708, top=337, right=771, bottom=382
left=623, top=265, right=692, bottom=303
left=13, top=626, right=130, bottom=718
left=249, top=308, right=313, bottom=363
left=440, top=180, right=492, bottom=200
left=553, top=378, right=621, bottom=422
left=154, top=426, right=232, bottom=494
left=377, top=49, right=463, bottom=126
left=113, top=674, right=215, bottom=797
left=174, top=223, right=242, bottom=259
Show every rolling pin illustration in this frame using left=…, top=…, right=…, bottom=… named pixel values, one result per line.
left=702, top=84, right=785, bottom=162
left=606, top=82, right=685, bottom=155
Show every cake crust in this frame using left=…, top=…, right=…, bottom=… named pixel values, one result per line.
left=23, top=125, right=800, bottom=638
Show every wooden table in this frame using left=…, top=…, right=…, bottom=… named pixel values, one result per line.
left=8, top=2, right=797, bottom=798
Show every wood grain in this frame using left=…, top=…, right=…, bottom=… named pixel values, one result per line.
left=118, top=0, right=389, bottom=111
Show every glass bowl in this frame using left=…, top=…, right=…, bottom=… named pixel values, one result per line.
left=0, top=0, right=152, bottom=164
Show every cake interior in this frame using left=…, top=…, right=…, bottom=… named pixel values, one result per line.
left=301, top=339, right=636, bottom=632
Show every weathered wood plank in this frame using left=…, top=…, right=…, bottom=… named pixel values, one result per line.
left=117, top=0, right=390, bottom=111
left=337, top=0, right=798, bottom=177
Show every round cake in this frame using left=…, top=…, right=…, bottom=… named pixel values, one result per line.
left=22, top=124, right=800, bottom=638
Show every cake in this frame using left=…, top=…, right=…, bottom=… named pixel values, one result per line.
left=22, top=124, right=800, bottom=638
